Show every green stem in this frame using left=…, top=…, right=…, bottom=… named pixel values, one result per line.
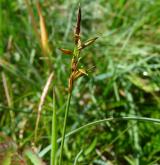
left=51, top=90, right=57, bottom=165
left=59, top=92, right=72, bottom=165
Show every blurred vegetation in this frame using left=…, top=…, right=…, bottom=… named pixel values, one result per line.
left=1, top=0, right=160, bottom=164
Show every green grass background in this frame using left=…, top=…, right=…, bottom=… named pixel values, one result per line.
left=1, top=0, right=160, bottom=164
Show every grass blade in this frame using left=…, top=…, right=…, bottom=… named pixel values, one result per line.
left=34, top=72, right=54, bottom=142
left=74, top=150, right=83, bottom=165
left=36, top=1, right=51, bottom=56
left=39, top=116, right=160, bottom=157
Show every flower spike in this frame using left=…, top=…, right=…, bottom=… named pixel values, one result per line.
left=75, top=4, right=81, bottom=45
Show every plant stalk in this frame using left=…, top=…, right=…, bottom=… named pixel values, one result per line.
left=51, top=89, right=57, bottom=165
left=59, top=92, right=72, bottom=165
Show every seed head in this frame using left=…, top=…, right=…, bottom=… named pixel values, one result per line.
left=75, top=4, right=81, bottom=45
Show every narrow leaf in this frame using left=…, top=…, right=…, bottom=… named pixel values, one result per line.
left=36, top=2, right=51, bottom=55
left=35, top=72, right=54, bottom=142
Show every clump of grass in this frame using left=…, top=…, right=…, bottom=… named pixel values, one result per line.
left=59, top=4, right=98, bottom=164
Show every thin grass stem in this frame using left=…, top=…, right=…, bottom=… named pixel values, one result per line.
left=51, top=89, right=57, bottom=165
left=59, top=92, right=72, bottom=165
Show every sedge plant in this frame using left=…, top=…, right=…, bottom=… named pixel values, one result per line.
left=59, top=4, right=98, bottom=164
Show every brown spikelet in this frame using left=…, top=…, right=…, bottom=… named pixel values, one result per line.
left=59, top=48, right=73, bottom=55
left=74, top=69, right=88, bottom=80
left=83, top=37, right=98, bottom=47
left=74, top=4, right=81, bottom=45
left=78, top=37, right=98, bottom=50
